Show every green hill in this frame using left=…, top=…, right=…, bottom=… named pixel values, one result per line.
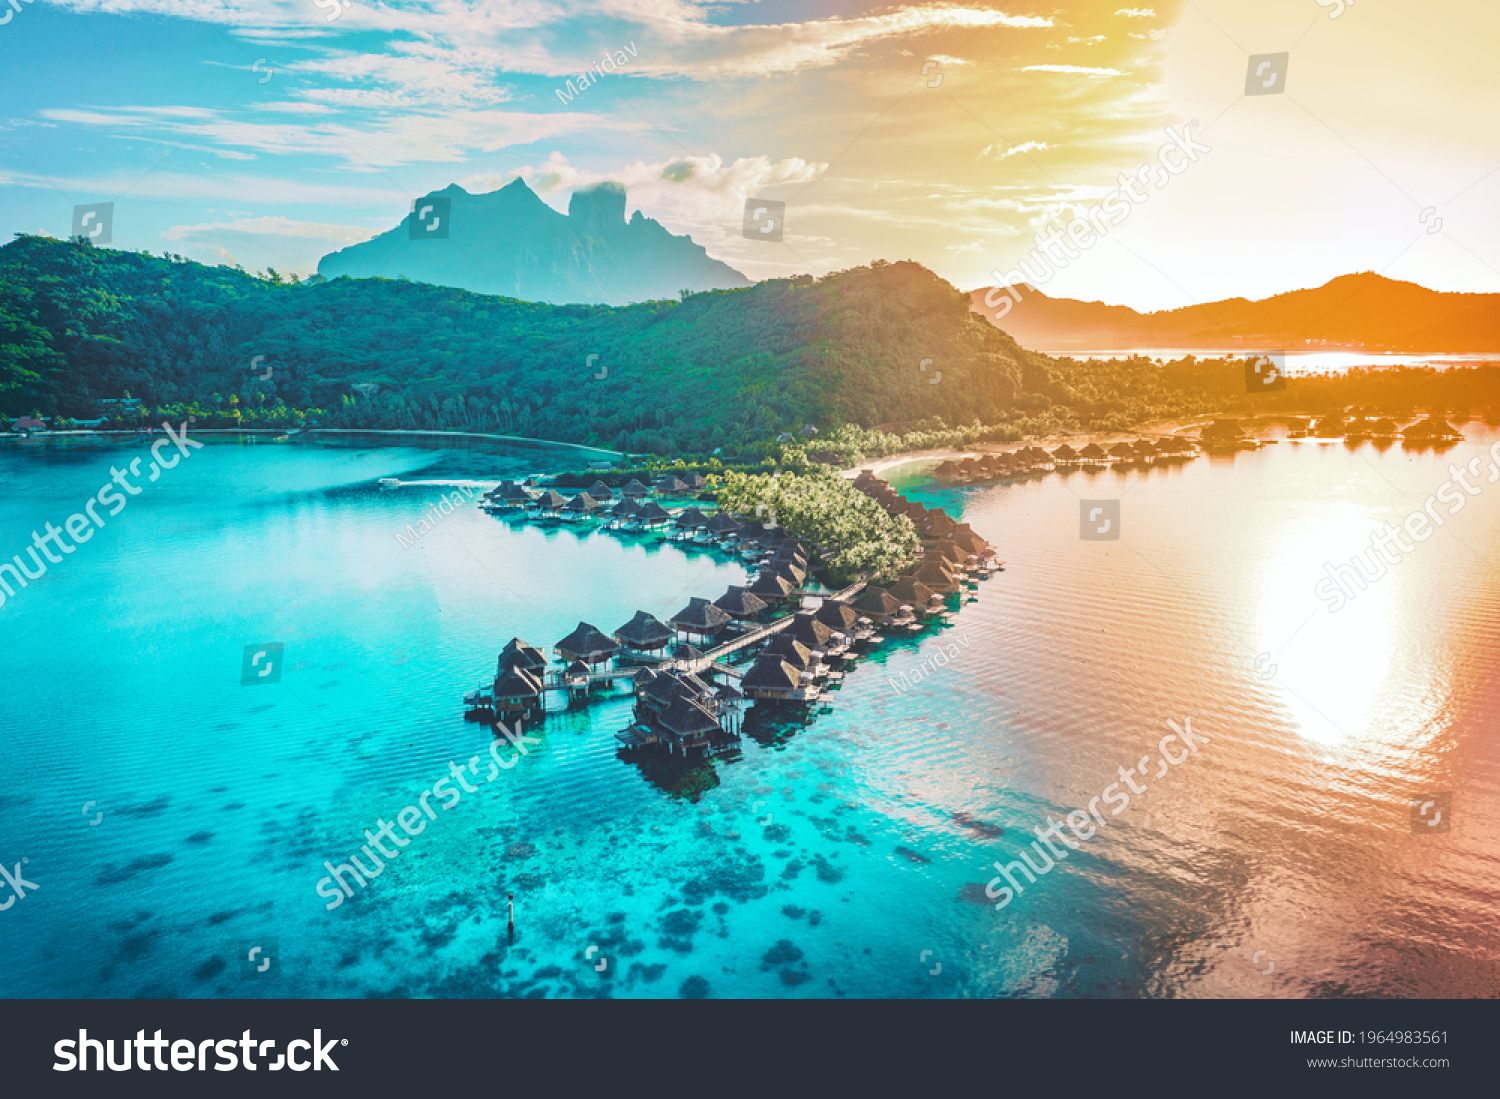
left=0, top=235, right=1044, bottom=452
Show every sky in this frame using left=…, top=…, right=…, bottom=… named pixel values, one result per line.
left=2, top=0, right=1497, bottom=311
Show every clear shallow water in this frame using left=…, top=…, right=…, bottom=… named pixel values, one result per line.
left=1, top=432, right=1498, bottom=999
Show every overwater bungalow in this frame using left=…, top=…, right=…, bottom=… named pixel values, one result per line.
left=1344, top=415, right=1376, bottom=440
left=852, top=585, right=913, bottom=628
left=623, top=669, right=740, bottom=756
left=498, top=637, right=548, bottom=676
left=656, top=475, right=690, bottom=495
left=920, top=511, right=959, bottom=540
left=909, top=557, right=960, bottom=594
left=1107, top=442, right=1137, bottom=467
left=669, top=597, right=733, bottom=643
left=637, top=501, right=673, bottom=529
left=785, top=612, right=837, bottom=655
left=1313, top=414, right=1347, bottom=438
left=742, top=657, right=820, bottom=703
left=1050, top=444, right=1081, bottom=466
left=813, top=599, right=864, bottom=646
left=672, top=507, right=710, bottom=539
left=614, top=610, right=673, bottom=657
left=761, top=633, right=816, bottom=670
left=587, top=479, right=615, bottom=501
left=620, top=478, right=651, bottom=499
left=1078, top=442, right=1109, bottom=466
left=714, top=586, right=768, bottom=622
left=560, top=659, right=593, bottom=699
left=491, top=665, right=545, bottom=721
left=1402, top=415, right=1462, bottom=440
left=530, top=489, right=568, bottom=519
left=747, top=570, right=798, bottom=603
left=486, top=481, right=533, bottom=509
left=1370, top=417, right=1400, bottom=441
left=607, top=497, right=643, bottom=529
left=889, top=575, right=939, bottom=612
left=702, top=511, right=742, bottom=544
left=933, top=460, right=961, bottom=480
left=560, top=492, right=600, bottom=521
left=682, top=472, right=708, bottom=490
left=656, top=695, right=739, bottom=756
left=554, top=621, right=622, bottom=667
left=1200, top=419, right=1251, bottom=450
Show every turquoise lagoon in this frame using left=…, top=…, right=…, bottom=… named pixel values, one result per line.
left=1, top=429, right=1498, bottom=998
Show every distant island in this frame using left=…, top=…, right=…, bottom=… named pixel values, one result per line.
left=317, top=178, right=751, bottom=305
left=969, top=273, right=1500, bottom=354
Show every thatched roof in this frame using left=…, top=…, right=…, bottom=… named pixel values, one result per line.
left=658, top=695, right=722, bottom=738
left=563, top=493, right=598, bottom=512
left=643, top=670, right=713, bottom=710
left=929, top=541, right=966, bottom=565
left=533, top=490, right=568, bottom=509
left=785, top=613, right=834, bottom=649
left=934, top=460, right=960, bottom=475
left=813, top=599, right=859, bottom=631
left=911, top=559, right=958, bottom=591
left=554, top=621, right=621, bottom=662
left=493, top=666, right=543, bottom=701
left=673, top=507, right=709, bottom=529
left=747, top=571, right=796, bottom=599
left=922, top=511, right=958, bottom=537
left=656, top=476, right=690, bottom=494
left=888, top=576, right=935, bottom=605
left=1107, top=442, right=1136, bottom=459
left=563, top=659, right=591, bottom=678
left=497, top=638, right=547, bottom=675
left=670, top=597, right=732, bottom=633
left=742, top=658, right=802, bottom=691
left=587, top=480, right=615, bottom=499
left=682, top=472, right=707, bottom=489
left=714, top=586, right=768, bottom=619
left=633, top=667, right=658, bottom=688
left=704, top=511, right=742, bottom=534
left=621, top=479, right=651, bottom=497
left=615, top=610, right=673, bottom=650
left=1078, top=443, right=1108, bottom=460
left=1201, top=419, right=1246, bottom=440
left=638, top=501, right=673, bottom=522
left=1050, top=444, right=1080, bottom=461
left=609, top=497, right=642, bottom=517
left=853, top=585, right=903, bottom=616
left=762, top=634, right=814, bottom=668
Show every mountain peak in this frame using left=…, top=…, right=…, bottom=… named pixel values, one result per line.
left=318, top=177, right=749, bottom=305
left=568, top=181, right=627, bottom=235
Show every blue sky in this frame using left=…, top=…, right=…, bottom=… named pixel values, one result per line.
left=2, top=0, right=1497, bottom=310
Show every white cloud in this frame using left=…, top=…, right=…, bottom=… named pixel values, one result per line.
left=983, top=140, right=1051, bottom=160
left=1022, top=65, right=1126, bottom=77
left=1115, top=7, right=1156, bottom=16
left=162, top=215, right=377, bottom=245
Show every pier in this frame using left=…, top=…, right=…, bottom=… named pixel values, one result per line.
left=464, top=469, right=993, bottom=759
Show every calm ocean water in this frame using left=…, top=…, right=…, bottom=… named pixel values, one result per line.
left=1, top=430, right=1497, bottom=998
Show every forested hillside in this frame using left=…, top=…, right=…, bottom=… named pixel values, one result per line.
left=0, top=236, right=1045, bottom=452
